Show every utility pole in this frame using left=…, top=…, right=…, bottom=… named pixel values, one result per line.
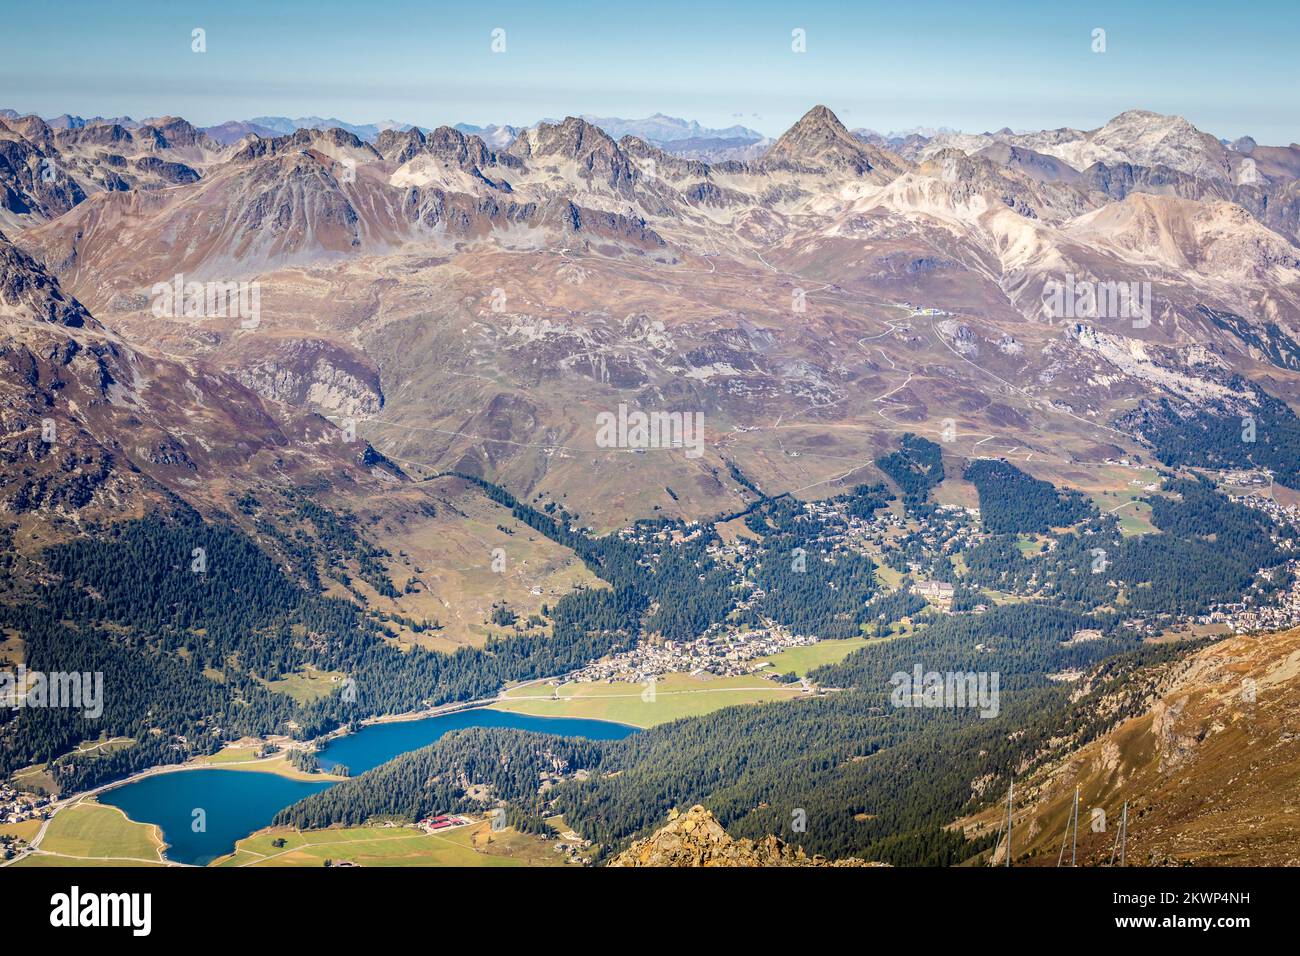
left=1071, top=787, right=1079, bottom=867
left=1120, top=801, right=1127, bottom=866
left=1057, top=786, right=1080, bottom=867
left=1005, top=780, right=1014, bottom=867
left=1110, top=801, right=1128, bottom=867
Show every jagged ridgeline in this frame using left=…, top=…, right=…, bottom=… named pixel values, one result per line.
left=963, top=458, right=1094, bottom=533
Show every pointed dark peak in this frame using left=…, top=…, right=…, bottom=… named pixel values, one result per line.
left=763, top=105, right=907, bottom=177
left=798, top=104, right=846, bottom=130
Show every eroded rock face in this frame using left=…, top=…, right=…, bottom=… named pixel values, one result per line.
left=0, top=230, right=93, bottom=327
left=229, top=339, right=384, bottom=418
left=607, top=804, right=881, bottom=867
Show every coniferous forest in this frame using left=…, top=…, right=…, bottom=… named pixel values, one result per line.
left=2, top=447, right=1292, bottom=863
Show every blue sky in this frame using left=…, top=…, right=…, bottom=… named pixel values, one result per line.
left=3, top=0, right=1298, bottom=143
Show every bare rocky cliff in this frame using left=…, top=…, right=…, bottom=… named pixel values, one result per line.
left=608, top=804, right=881, bottom=867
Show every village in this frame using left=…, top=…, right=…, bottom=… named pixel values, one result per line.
left=560, top=626, right=818, bottom=685
left=0, top=781, right=48, bottom=827
left=561, top=496, right=984, bottom=689
left=1196, top=492, right=1300, bottom=634
left=0, top=782, right=48, bottom=860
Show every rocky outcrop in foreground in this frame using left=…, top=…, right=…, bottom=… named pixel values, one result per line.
left=608, top=805, right=881, bottom=867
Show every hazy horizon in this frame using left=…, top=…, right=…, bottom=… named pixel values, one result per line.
left=3, top=0, right=1298, bottom=144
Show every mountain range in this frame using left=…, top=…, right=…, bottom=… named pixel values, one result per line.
left=4, top=103, right=1299, bottom=524
left=3, top=100, right=1300, bottom=867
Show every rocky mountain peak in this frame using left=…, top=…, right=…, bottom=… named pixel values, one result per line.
left=510, top=116, right=638, bottom=189
left=765, top=104, right=855, bottom=160
left=375, top=125, right=426, bottom=163
left=607, top=804, right=877, bottom=867
left=763, top=105, right=905, bottom=177
left=4, top=114, right=54, bottom=149
left=228, top=126, right=379, bottom=165
left=1090, top=110, right=1231, bottom=181
left=138, top=115, right=209, bottom=148
left=511, top=116, right=618, bottom=161
left=423, top=126, right=504, bottom=171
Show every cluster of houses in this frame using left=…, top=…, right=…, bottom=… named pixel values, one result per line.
left=589, top=494, right=990, bottom=686
left=553, top=828, right=593, bottom=864
left=1197, top=494, right=1300, bottom=634
left=1220, top=469, right=1272, bottom=488
left=0, top=783, right=48, bottom=828
left=563, top=628, right=817, bottom=685
left=1198, top=556, right=1300, bottom=634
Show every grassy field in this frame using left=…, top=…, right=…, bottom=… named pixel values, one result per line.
left=9, top=762, right=58, bottom=797
left=262, top=666, right=348, bottom=704
left=70, top=736, right=136, bottom=758
left=985, top=588, right=1032, bottom=605
left=0, top=628, right=23, bottom=665
left=214, top=820, right=561, bottom=867
left=1015, top=533, right=1050, bottom=556
left=715, top=515, right=762, bottom=544
left=14, top=801, right=167, bottom=867
left=872, top=562, right=905, bottom=590
left=756, top=638, right=867, bottom=676
left=493, top=671, right=806, bottom=727
left=8, top=736, right=135, bottom=798
left=344, top=477, right=606, bottom=652
left=932, top=476, right=979, bottom=512
left=1090, top=491, right=1158, bottom=535
left=0, top=818, right=43, bottom=843
left=1113, top=500, right=1157, bottom=535
left=1085, top=467, right=1162, bottom=536
left=195, top=744, right=271, bottom=765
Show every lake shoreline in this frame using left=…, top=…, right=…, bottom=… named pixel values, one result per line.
left=79, top=709, right=639, bottom=866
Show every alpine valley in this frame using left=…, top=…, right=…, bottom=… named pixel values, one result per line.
left=3, top=102, right=1300, bottom=868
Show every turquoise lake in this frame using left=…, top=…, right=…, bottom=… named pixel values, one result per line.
left=97, top=709, right=637, bottom=866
